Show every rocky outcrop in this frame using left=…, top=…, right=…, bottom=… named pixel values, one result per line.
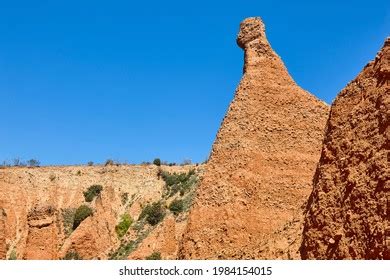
left=179, top=17, right=329, bottom=259
left=24, top=205, right=59, bottom=259
left=128, top=216, right=187, bottom=260
left=58, top=194, right=117, bottom=260
left=301, top=37, right=390, bottom=259
left=0, top=208, right=6, bottom=259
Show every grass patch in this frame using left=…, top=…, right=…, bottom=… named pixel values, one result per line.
left=116, top=213, right=133, bottom=238
left=145, top=251, right=161, bottom=260
left=62, top=208, right=76, bottom=237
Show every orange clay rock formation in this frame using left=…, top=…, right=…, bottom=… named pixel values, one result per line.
left=24, top=205, right=60, bottom=259
left=179, top=17, right=329, bottom=259
left=127, top=215, right=187, bottom=260
left=0, top=164, right=201, bottom=259
left=0, top=208, right=6, bottom=259
left=301, top=37, right=390, bottom=260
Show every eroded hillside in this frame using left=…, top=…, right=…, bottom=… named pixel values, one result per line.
left=0, top=164, right=202, bottom=260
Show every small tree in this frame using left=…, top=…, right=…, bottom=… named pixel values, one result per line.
left=13, top=158, right=26, bottom=166
left=105, top=159, right=114, bottom=166
left=13, top=158, right=21, bottom=166
left=27, top=159, right=40, bottom=167
left=73, top=205, right=93, bottom=229
left=139, top=201, right=165, bottom=226
left=153, top=158, right=161, bottom=166
left=87, top=161, right=94, bottom=166
left=1, top=161, right=11, bottom=167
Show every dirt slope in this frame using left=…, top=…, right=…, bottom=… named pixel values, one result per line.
left=301, top=37, right=390, bottom=259
left=179, top=17, right=329, bottom=259
left=0, top=164, right=201, bottom=260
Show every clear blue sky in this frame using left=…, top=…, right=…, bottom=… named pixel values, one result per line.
left=1, top=0, right=389, bottom=165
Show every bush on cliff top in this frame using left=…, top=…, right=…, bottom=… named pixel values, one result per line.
left=161, top=169, right=196, bottom=197
left=153, top=158, right=161, bottom=166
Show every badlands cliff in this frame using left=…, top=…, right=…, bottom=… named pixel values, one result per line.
left=0, top=164, right=202, bottom=259
left=179, top=17, right=329, bottom=259
left=301, top=37, right=390, bottom=259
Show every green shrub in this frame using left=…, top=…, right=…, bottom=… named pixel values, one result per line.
left=109, top=226, right=153, bottom=259
left=116, top=213, right=133, bottom=238
left=84, top=184, right=103, bottom=202
left=8, top=250, right=17, bottom=260
left=182, top=159, right=192, bottom=165
left=145, top=251, right=161, bottom=260
left=161, top=169, right=197, bottom=197
left=105, top=159, right=114, bottom=166
left=139, top=201, right=165, bottom=226
left=63, top=251, right=82, bottom=260
left=87, top=161, right=94, bottom=166
left=153, top=158, right=161, bottom=166
left=121, top=192, right=129, bottom=205
left=169, top=199, right=184, bottom=215
left=73, top=205, right=93, bottom=229
left=62, top=208, right=76, bottom=237
left=109, top=240, right=135, bottom=260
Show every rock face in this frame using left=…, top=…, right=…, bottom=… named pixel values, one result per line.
left=301, top=38, right=390, bottom=259
left=24, top=206, right=59, bottom=259
left=179, top=17, right=329, bottom=259
left=0, top=208, right=6, bottom=259
left=128, top=216, right=187, bottom=260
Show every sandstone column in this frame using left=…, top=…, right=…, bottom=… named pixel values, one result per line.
left=179, top=17, right=329, bottom=259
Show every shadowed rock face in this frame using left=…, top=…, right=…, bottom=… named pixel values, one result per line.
left=179, top=17, right=329, bottom=259
left=301, top=37, right=390, bottom=260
